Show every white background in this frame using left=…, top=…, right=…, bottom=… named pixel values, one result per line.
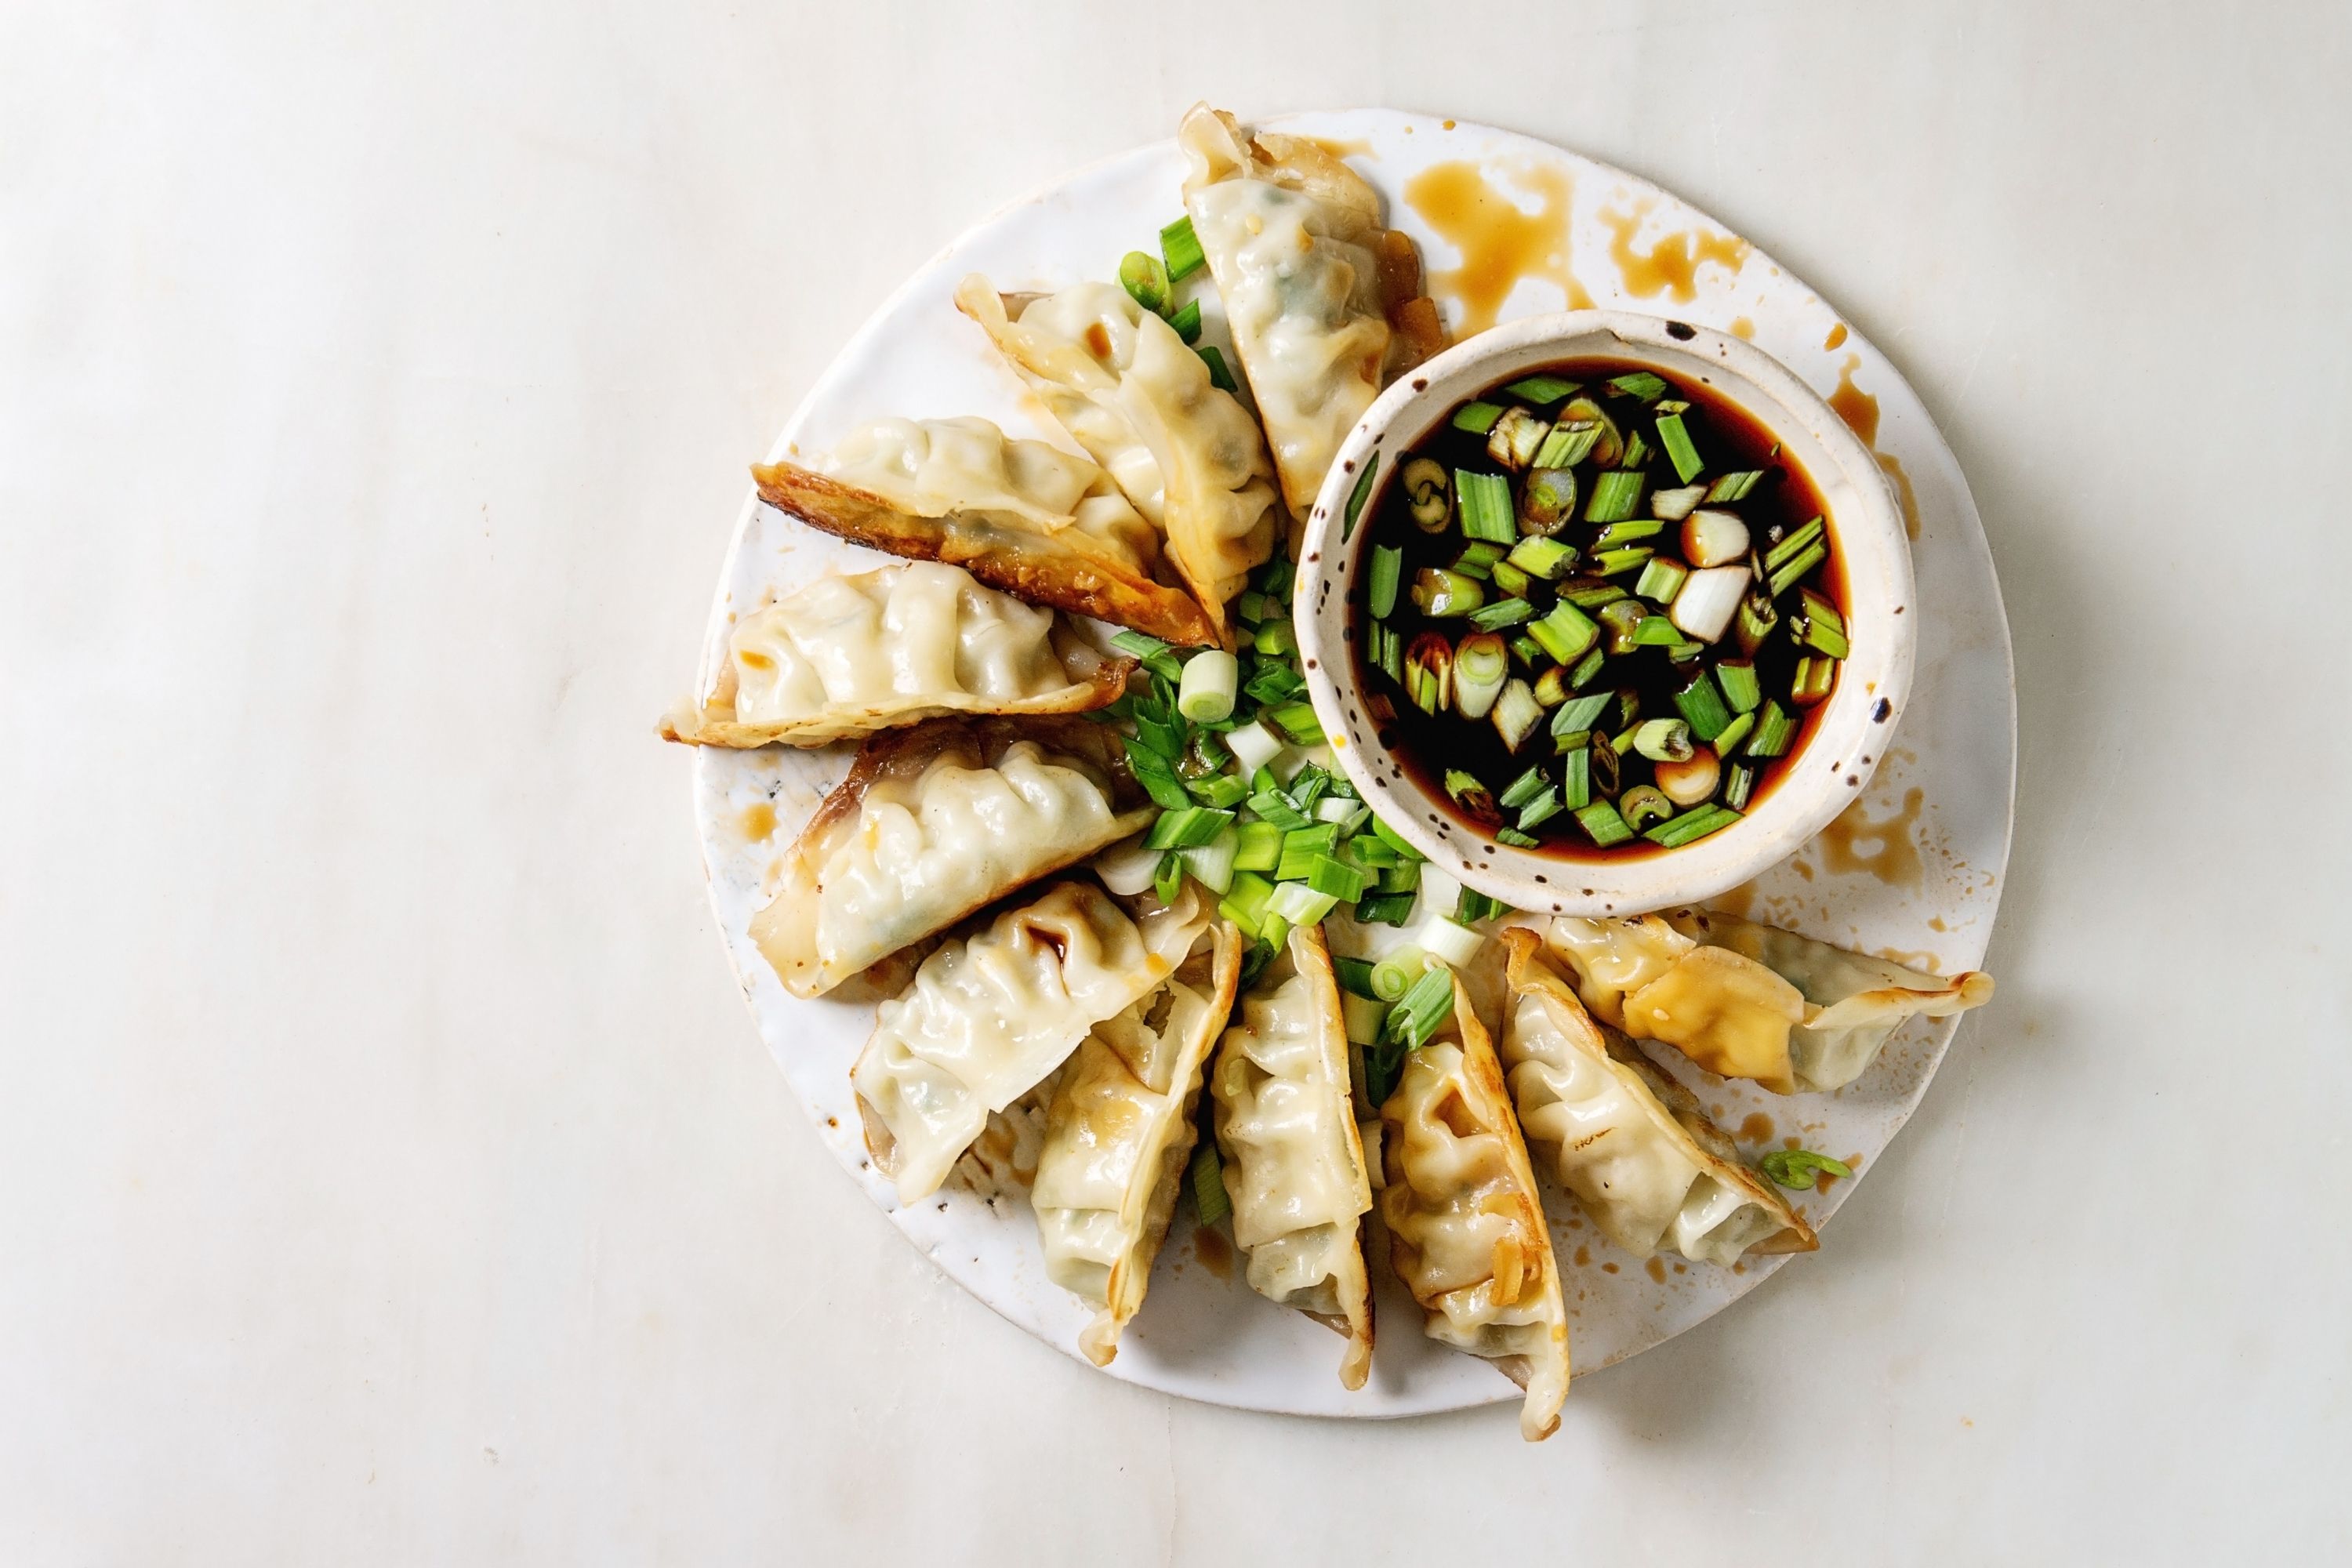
left=4, top=2, right=2346, bottom=1562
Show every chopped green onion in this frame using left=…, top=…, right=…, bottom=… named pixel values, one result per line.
left=1560, top=579, right=1629, bottom=609
left=1499, top=765, right=1550, bottom=811
left=1486, top=406, right=1552, bottom=470
left=1722, top=762, right=1755, bottom=811
left=1274, top=827, right=1340, bottom=887
left=1619, top=786, right=1675, bottom=830
left=1343, top=460, right=1379, bottom=542
left=1594, top=518, right=1666, bottom=548
left=1369, top=949, right=1426, bottom=1000
left=1707, top=470, right=1764, bottom=502
left=1376, top=623, right=1404, bottom=683
left=1412, top=567, right=1486, bottom=618
left=1619, top=430, right=1651, bottom=469
left=1746, top=700, right=1797, bottom=758
left=1450, top=401, right=1505, bottom=434
left=1468, top=597, right=1535, bottom=631
left=1266, top=880, right=1340, bottom=927
left=1154, top=848, right=1185, bottom=905
left=1791, top=655, right=1837, bottom=706
left=1405, top=633, right=1453, bottom=713
left=1717, top=659, right=1763, bottom=713
left=1385, top=964, right=1458, bottom=1048
left=1367, top=546, right=1403, bottom=619
left=1575, top=800, right=1635, bottom=847
left=1492, top=677, right=1544, bottom=753
left=1457, top=470, right=1517, bottom=543
left=1181, top=826, right=1240, bottom=894
left=1234, top=590, right=1272, bottom=625
left=1673, top=670, right=1733, bottom=743
left=1532, top=421, right=1602, bottom=469
left=1504, top=374, right=1581, bottom=404
left=1656, top=412, right=1704, bottom=484
left=1443, top=769, right=1497, bottom=821
left=1586, top=469, right=1647, bottom=523
left=1633, top=717, right=1696, bottom=761
left=1125, top=738, right=1193, bottom=810
left=1532, top=666, right=1572, bottom=707
left=1650, top=483, right=1708, bottom=521
left=1198, top=344, right=1238, bottom=392
left=1268, top=701, right=1325, bottom=744
left=1495, top=827, right=1541, bottom=848
left=1592, top=545, right=1656, bottom=576
left=1526, top=601, right=1599, bottom=663
left=1569, top=644, right=1606, bottom=688
left=1635, top=556, right=1690, bottom=604
left=1516, top=468, right=1578, bottom=537
left=1371, top=815, right=1425, bottom=862
left=1711, top=711, right=1755, bottom=758
left=1168, top=297, right=1203, bottom=344
left=1737, top=590, right=1780, bottom=657
left=1341, top=991, right=1389, bottom=1047
left=1145, top=804, right=1236, bottom=851
left=1233, top=820, right=1283, bottom=873
left=1347, top=833, right=1400, bottom=870
left=1515, top=785, right=1563, bottom=832
left=1258, top=558, right=1294, bottom=596
left=1759, top=1148, right=1853, bottom=1191
left=1789, top=588, right=1849, bottom=658
left=1187, top=771, right=1249, bottom=808
left=1119, top=250, right=1173, bottom=314
left=1109, top=628, right=1184, bottom=681
left=1253, top=618, right=1297, bottom=657
left=1452, top=633, right=1510, bottom=721
left=1189, top=1140, right=1231, bottom=1225
left=1645, top=804, right=1741, bottom=848
left=1766, top=539, right=1827, bottom=599
left=1562, top=746, right=1592, bottom=810
left=1178, top=648, right=1240, bottom=722
left=1316, top=797, right=1369, bottom=834
left=1247, top=789, right=1312, bottom=830
left=1507, top=535, right=1577, bottom=579
left=1490, top=560, right=1533, bottom=598
left=1160, top=214, right=1207, bottom=281
left=1307, top=854, right=1370, bottom=902
left=1764, top=516, right=1826, bottom=574
left=1510, top=634, right=1545, bottom=667
left=1632, top=615, right=1690, bottom=647
left=1552, top=691, right=1613, bottom=736
left=1606, top=370, right=1670, bottom=401
left=1356, top=891, right=1417, bottom=926
left=1402, top=458, right=1452, bottom=531
left=1456, top=887, right=1512, bottom=925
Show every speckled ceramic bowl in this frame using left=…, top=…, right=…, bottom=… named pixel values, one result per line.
left=1293, top=310, right=1916, bottom=918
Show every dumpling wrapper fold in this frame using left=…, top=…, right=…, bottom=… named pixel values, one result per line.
left=1178, top=104, right=1446, bottom=539
left=753, top=416, right=1219, bottom=648
left=955, top=277, right=1277, bottom=643
left=1380, top=969, right=1571, bottom=1441
left=853, top=880, right=1212, bottom=1202
left=1498, top=931, right=1817, bottom=1265
left=1034, top=920, right=1243, bottom=1366
left=1544, top=912, right=1994, bottom=1094
left=662, top=561, right=1131, bottom=749
left=752, top=716, right=1154, bottom=999
left=1209, top=924, right=1376, bottom=1389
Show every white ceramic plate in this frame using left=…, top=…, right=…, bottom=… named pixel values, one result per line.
left=685, top=109, right=2014, bottom=1420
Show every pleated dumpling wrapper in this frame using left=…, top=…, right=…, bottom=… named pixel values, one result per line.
left=752, top=416, right=1219, bottom=648
left=853, top=880, right=1213, bottom=1203
left=1178, top=103, right=1445, bottom=538
left=955, top=276, right=1277, bottom=642
left=753, top=717, right=1156, bottom=1000
left=1498, top=931, right=1817, bottom=1266
left=1381, top=967, right=1571, bottom=1441
left=1209, top=924, right=1377, bottom=1389
left=1545, top=911, right=1994, bottom=1094
left=1033, top=919, right=1243, bottom=1366
left=662, top=561, right=1131, bottom=749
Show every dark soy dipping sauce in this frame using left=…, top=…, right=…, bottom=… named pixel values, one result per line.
left=1350, top=356, right=1847, bottom=862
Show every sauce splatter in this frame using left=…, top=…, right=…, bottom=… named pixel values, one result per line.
left=1824, top=322, right=1849, bottom=350
left=1306, top=135, right=1373, bottom=161
left=1813, top=787, right=1926, bottom=891
left=1880, top=451, right=1922, bottom=540
left=1600, top=1261, right=1620, bottom=1275
left=1644, top=1258, right=1668, bottom=1283
left=739, top=802, right=776, bottom=841
left=1192, top=1224, right=1233, bottom=1280
left=1598, top=200, right=1751, bottom=302
left=1709, top=878, right=1762, bottom=919
left=1573, top=1244, right=1592, bottom=1268
left=1405, top=160, right=1593, bottom=337
left=1730, top=316, right=1755, bottom=339
left=1738, top=1112, right=1776, bottom=1145
left=1828, top=353, right=1879, bottom=445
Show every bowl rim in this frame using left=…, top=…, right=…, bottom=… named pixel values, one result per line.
left=1292, top=308, right=1918, bottom=918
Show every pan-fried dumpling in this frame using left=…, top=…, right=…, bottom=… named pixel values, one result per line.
left=1178, top=104, right=1445, bottom=537
left=955, top=276, right=1277, bottom=641
left=752, top=717, right=1155, bottom=999
left=1209, top=924, right=1376, bottom=1388
left=1034, top=920, right=1243, bottom=1365
left=1546, top=912, right=1994, bottom=1093
left=1661, top=909, right=1995, bottom=1091
left=753, top=417, right=1219, bottom=648
left=852, top=880, right=1213, bottom=1202
left=659, top=561, right=1131, bottom=748
left=856, top=884, right=1214, bottom=1203
left=1498, top=931, right=1817, bottom=1265
left=1381, top=968, right=1570, bottom=1441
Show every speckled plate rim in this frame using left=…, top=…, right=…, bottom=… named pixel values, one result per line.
left=684, top=107, right=2016, bottom=1422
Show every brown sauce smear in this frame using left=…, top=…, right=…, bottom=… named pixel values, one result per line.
left=1573, top=1244, right=1592, bottom=1268
left=739, top=802, right=777, bottom=841
left=1829, top=354, right=1922, bottom=539
left=1305, top=135, right=1373, bottom=161
left=1598, top=200, right=1751, bottom=303
left=1729, top=316, right=1756, bottom=340
left=1813, top=786, right=1926, bottom=891
left=1404, top=160, right=1593, bottom=337
left=1191, top=1224, right=1233, bottom=1279
left=1880, top=452, right=1922, bottom=540
left=1738, top=1112, right=1776, bottom=1145
left=1824, top=322, right=1849, bottom=350
left=1643, top=1257, right=1668, bottom=1283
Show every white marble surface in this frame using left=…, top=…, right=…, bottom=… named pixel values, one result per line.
left=3, top=2, right=2345, bottom=1559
